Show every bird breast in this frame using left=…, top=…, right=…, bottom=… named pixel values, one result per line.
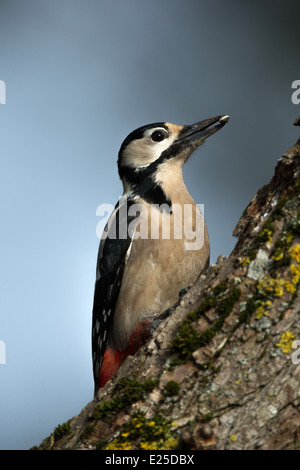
left=111, top=200, right=210, bottom=349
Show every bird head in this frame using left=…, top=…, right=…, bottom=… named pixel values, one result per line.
left=118, top=115, right=230, bottom=194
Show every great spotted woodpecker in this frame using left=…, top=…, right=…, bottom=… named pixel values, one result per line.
left=92, top=115, right=229, bottom=395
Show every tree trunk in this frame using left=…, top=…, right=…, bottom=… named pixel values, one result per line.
left=34, top=119, right=300, bottom=451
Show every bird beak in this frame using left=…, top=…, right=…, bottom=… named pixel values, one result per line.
left=177, top=115, right=230, bottom=145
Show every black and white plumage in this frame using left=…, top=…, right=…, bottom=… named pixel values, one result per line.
left=92, top=116, right=230, bottom=395
left=92, top=197, right=136, bottom=391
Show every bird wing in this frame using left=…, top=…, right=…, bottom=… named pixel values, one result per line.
left=92, top=198, right=136, bottom=394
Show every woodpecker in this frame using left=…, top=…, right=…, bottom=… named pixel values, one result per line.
left=92, top=115, right=229, bottom=395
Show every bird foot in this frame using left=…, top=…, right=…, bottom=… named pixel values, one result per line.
left=149, top=285, right=192, bottom=334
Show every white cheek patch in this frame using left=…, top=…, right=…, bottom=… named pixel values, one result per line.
left=121, top=128, right=178, bottom=169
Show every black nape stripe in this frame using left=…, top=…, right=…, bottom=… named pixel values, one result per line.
left=119, top=158, right=174, bottom=211
left=132, top=177, right=172, bottom=212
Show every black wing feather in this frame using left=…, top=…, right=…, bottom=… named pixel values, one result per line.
left=92, top=198, right=136, bottom=395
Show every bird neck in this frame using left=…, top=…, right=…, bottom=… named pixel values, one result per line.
left=130, top=175, right=172, bottom=208
left=121, top=159, right=191, bottom=208
left=154, top=159, right=192, bottom=206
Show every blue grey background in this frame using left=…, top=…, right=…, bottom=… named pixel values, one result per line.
left=0, top=0, right=299, bottom=450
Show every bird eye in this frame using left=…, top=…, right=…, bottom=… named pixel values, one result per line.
left=151, top=130, right=167, bottom=142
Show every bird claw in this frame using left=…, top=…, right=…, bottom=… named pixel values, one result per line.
left=149, top=286, right=192, bottom=335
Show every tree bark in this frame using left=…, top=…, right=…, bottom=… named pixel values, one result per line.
left=34, top=120, right=300, bottom=451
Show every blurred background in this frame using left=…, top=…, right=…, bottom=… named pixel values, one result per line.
left=0, top=0, right=299, bottom=450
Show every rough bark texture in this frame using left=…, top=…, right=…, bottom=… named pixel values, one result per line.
left=34, top=120, right=300, bottom=451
